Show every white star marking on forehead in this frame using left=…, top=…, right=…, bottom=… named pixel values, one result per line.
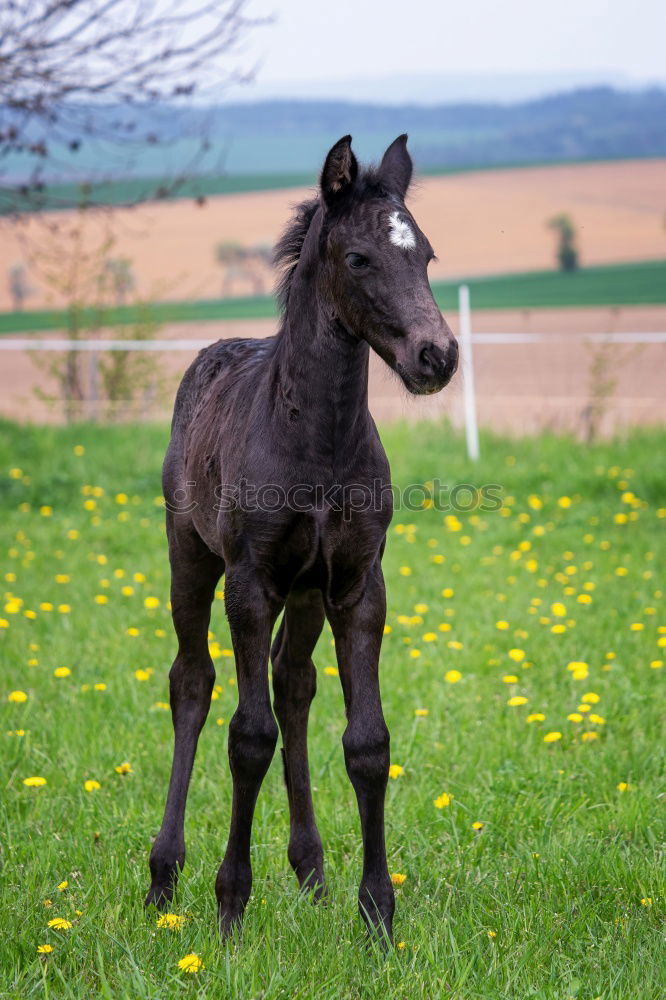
left=388, top=211, right=416, bottom=251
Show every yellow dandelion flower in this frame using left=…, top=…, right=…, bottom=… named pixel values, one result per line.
left=617, top=782, right=631, bottom=792
left=157, top=913, right=186, bottom=930
left=433, top=792, right=452, bottom=809
left=527, top=713, right=545, bottom=723
left=57, top=604, right=71, bottom=614
left=57, top=881, right=68, bottom=891
left=388, top=764, right=404, bottom=779
left=23, top=776, right=47, bottom=787
left=472, top=821, right=484, bottom=830
left=144, top=596, right=160, bottom=609
left=391, top=873, right=407, bottom=885
left=7, top=690, right=28, bottom=703
left=507, top=695, right=528, bottom=707
left=397, top=940, right=406, bottom=950
left=53, top=667, right=71, bottom=678
left=444, top=669, right=462, bottom=684
left=323, top=666, right=338, bottom=676
left=414, top=708, right=429, bottom=717
left=134, top=669, right=151, bottom=681
left=588, top=714, right=605, bottom=725
left=115, top=761, right=133, bottom=775
left=543, top=732, right=562, bottom=743
left=581, top=731, right=599, bottom=742
left=84, top=780, right=101, bottom=792
left=178, top=953, right=204, bottom=973
left=502, top=674, right=518, bottom=683
left=641, top=897, right=653, bottom=906
left=508, top=648, right=525, bottom=662
left=558, top=496, right=572, bottom=508
left=567, top=659, right=588, bottom=672
left=567, top=713, right=583, bottom=723
left=399, top=566, right=412, bottom=576
left=47, top=918, right=72, bottom=931
left=37, top=944, right=53, bottom=953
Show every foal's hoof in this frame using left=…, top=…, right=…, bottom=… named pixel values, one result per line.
left=298, top=871, right=328, bottom=904
left=359, top=885, right=395, bottom=950
left=217, top=899, right=247, bottom=940
left=144, top=882, right=174, bottom=910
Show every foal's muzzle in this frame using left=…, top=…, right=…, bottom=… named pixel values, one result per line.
left=398, top=337, right=459, bottom=395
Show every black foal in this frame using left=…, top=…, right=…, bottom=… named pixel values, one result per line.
left=145, top=134, right=458, bottom=942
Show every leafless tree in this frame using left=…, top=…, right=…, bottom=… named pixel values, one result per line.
left=0, top=0, right=266, bottom=212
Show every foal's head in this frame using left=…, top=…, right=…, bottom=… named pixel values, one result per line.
left=315, top=134, right=458, bottom=395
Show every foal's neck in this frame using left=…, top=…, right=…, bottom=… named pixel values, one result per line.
left=275, top=298, right=371, bottom=466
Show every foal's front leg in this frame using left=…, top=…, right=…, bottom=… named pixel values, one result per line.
left=145, top=526, right=223, bottom=908
left=326, top=561, right=394, bottom=942
left=216, top=568, right=280, bottom=937
left=271, top=589, right=327, bottom=899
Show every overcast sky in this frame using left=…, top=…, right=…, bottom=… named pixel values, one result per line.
left=234, top=0, right=665, bottom=89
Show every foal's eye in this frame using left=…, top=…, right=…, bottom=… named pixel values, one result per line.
left=347, top=253, right=369, bottom=270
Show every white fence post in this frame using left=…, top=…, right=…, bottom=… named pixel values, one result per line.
left=458, top=284, right=480, bottom=461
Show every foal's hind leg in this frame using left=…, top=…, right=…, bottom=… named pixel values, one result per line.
left=216, top=568, right=280, bottom=937
left=326, top=561, right=394, bottom=943
left=271, top=590, right=327, bottom=899
left=145, top=522, right=223, bottom=908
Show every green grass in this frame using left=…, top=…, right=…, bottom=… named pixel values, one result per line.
left=1, top=420, right=664, bottom=998
left=0, top=172, right=318, bottom=215
left=2, top=259, right=665, bottom=335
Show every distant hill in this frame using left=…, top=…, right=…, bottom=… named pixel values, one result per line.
left=2, top=86, right=665, bottom=195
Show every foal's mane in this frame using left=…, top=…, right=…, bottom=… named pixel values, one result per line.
left=273, top=196, right=320, bottom=314
left=273, top=171, right=393, bottom=314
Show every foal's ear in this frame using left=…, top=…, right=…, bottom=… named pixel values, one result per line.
left=320, top=135, right=358, bottom=208
left=379, top=133, right=413, bottom=200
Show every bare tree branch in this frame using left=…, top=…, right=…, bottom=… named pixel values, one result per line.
left=0, top=0, right=268, bottom=212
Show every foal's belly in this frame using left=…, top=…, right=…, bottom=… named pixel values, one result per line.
left=216, top=504, right=389, bottom=606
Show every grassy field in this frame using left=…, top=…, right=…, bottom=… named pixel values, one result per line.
left=1, top=420, right=664, bottom=999
left=1, top=259, right=665, bottom=334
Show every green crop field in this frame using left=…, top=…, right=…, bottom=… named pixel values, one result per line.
left=1, top=259, right=665, bottom=336
left=1, top=419, right=664, bottom=998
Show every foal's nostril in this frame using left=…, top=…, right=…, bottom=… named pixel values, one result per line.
left=419, top=344, right=442, bottom=373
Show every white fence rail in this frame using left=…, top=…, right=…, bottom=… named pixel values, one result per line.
left=1, top=333, right=665, bottom=351
left=1, top=286, right=665, bottom=453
